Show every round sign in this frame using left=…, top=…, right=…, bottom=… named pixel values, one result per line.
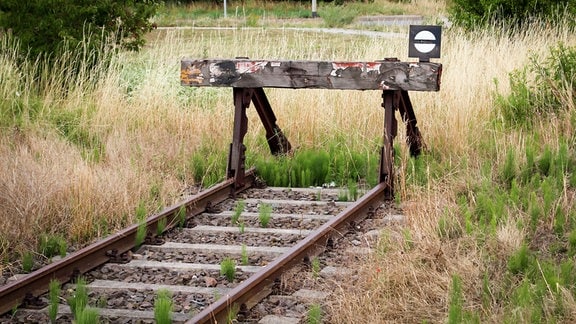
left=414, top=30, right=436, bottom=54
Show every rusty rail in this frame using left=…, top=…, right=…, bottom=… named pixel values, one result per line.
left=189, top=181, right=387, bottom=323
left=0, top=170, right=256, bottom=315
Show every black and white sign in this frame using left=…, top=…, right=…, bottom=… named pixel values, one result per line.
left=409, top=25, right=442, bottom=62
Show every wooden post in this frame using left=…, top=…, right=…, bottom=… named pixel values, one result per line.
left=228, top=88, right=251, bottom=190
left=380, top=90, right=398, bottom=199
left=182, top=58, right=442, bottom=200
left=398, top=90, right=424, bottom=157
left=250, top=88, right=292, bottom=155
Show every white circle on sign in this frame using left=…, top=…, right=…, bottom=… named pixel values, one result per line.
left=414, top=30, right=436, bottom=54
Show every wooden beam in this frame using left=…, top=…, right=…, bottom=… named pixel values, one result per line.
left=181, top=59, right=441, bottom=92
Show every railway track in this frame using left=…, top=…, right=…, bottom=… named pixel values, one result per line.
left=0, top=169, right=401, bottom=323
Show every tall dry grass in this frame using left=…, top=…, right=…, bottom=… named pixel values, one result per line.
left=0, top=27, right=410, bottom=270
left=1, top=8, right=575, bottom=321
left=326, top=21, right=576, bottom=323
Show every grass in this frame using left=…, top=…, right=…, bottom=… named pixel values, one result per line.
left=220, top=257, right=236, bottom=282
left=258, top=203, right=272, bottom=228
left=232, top=200, right=245, bottom=225
left=48, top=280, right=60, bottom=323
left=2, top=1, right=576, bottom=323
left=311, top=257, right=321, bottom=278
left=308, top=303, right=322, bottom=324
left=241, top=244, right=249, bottom=266
left=154, top=289, right=173, bottom=324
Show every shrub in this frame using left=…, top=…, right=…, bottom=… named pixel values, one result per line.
left=0, top=0, right=158, bottom=60
left=154, top=289, right=173, bottom=324
left=497, top=43, right=576, bottom=129
left=220, top=257, right=236, bottom=282
left=449, top=0, right=576, bottom=30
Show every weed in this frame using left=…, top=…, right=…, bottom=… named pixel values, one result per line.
left=232, top=200, right=245, bottom=225
left=402, top=229, right=414, bottom=250
left=568, top=229, right=576, bottom=256
left=311, top=257, right=321, bottom=278
left=238, top=221, right=245, bottom=234
left=134, top=201, right=148, bottom=249
left=220, top=257, right=236, bottom=282
left=241, top=244, right=249, bottom=266
left=307, top=303, right=322, bottom=324
left=21, top=251, right=34, bottom=273
left=67, top=277, right=88, bottom=320
left=75, top=307, right=100, bottom=324
left=258, top=203, right=272, bottom=228
left=448, top=275, right=463, bottom=324
left=48, top=279, right=60, bottom=323
left=508, top=245, right=532, bottom=275
left=39, top=234, right=67, bottom=259
left=177, top=205, right=187, bottom=229
left=347, top=180, right=358, bottom=201
left=154, top=289, right=173, bottom=324
left=321, top=4, right=358, bottom=27
left=500, top=149, right=517, bottom=188
left=157, top=217, right=167, bottom=236
left=226, top=303, right=240, bottom=323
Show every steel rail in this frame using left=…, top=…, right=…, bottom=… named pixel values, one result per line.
left=0, top=169, right=257, bottom=315
left=189, top=182, right=387, bottom=323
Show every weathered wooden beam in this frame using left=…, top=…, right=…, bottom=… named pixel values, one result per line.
left=181, top=59, right=441, bottom=92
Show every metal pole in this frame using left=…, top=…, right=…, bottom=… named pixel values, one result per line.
left=224, top=0, right=227, bottom=18
left=312, top=0, right=318, bottom=18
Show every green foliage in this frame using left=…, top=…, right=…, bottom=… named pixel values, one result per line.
left=568, top=229, right=576, bottom=256
left=75, top=307, right=100, bottom=324
left=449, top=0, right=576, bottom=30
left=220, top=257, right=236, bottom=282
left=67, top=277, right=89, bottom=321
left=0, top=0, right=159, bottom=60
left=48, top=280, right=60, bottom=323
left=497, top=43, right=576, bottom=129
left=508, top=245, right=532, bottom=275
left=232, top=200, right=245, bottom=225
left=21, top=251, right=34, bottom=273
left=311, top=257, right=321, bottom=278
left=157, top=217, right=167, bottom=236
left=241, top=244, right=249, bottom=266
left=226, top=303, right=240, bottom=323
left=258, top=203, right=273, bottom=228
left=154, top=289, right=173, bottom=324
left=177, top=205, right=187, bottom=229
left=307, top=303, right=322, bottom=324
left=188, top=145, right=227, bottom=187
left=251, top=146, right=378, bottom=188
left=134, top=201, right=148, bottom=249
left=39, top=234, right=67, bottom=259
left=51, top=108, right=104, bottom=163
left=321, top=4, right=358, bottom=27
left=499, top=149, right=517, bottom=188
left=448, top=275, right=463, bottom=324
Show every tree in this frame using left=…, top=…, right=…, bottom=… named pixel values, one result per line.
left=0, top=0, right=159, bottom=59
left=449, top=0, right=576, bottom=30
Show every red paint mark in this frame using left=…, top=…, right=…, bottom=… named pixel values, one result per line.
left=236, top=61, right=268, bottom=74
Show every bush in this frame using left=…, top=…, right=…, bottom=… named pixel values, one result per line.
left=0, top=0, right=158, bottom=60
left=449, top=0, right=576, bottom=29
left=496, top=43, right=576, bottom=129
